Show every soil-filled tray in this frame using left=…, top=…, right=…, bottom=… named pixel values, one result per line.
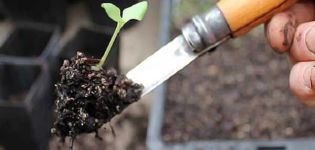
left=162, top=28, right=315, bottom=143
left=162, top=28, right=315, bottom=142
left=0, top=60, right=53, bottom=150
left=147, top=1, right=315, bottom=149
left=0, top=23, right=59, bottom=59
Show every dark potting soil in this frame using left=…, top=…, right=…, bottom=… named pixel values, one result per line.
left=52, top=52, right=143, bottom=140
left=162, top=30, right=315, bottom=142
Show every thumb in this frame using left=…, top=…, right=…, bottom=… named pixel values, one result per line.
left=290, top=62, right=315, bottom=107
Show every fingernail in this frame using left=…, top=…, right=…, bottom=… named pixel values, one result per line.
left=304, top=65, right=315, bottom=90
left=311, top=66, right=315, bottom=90
left=306, top=27, right=315, bottom=53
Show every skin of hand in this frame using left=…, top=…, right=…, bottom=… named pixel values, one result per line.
left=265, top=0, right=315, bottom=107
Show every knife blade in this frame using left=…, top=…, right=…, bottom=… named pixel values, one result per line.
left=126, top=6, right=231, bottom=96
left=126, top=36, right=203, bottom=96
left=127, top=0, right=297, bottom=97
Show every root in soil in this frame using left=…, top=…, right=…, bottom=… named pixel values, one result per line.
left=51, top=52, right=143, bottom=142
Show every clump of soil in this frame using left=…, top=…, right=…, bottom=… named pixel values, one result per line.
left=162, top=29, right=315, bottom=142
left=52, top=52, right=143, bottom=140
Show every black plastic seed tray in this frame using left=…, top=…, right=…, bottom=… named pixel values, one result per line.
left=0, top=22, right=60, bottom=60
left=0, top=0, right=66, bottom=27
left=0, top=59, right=52, bottom=150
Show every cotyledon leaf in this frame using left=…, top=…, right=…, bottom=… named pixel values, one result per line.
left=122, top=1, right=148, bottom=22
left=101, top=3, right=124, bottom=23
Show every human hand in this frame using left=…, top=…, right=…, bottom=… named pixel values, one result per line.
left=265, top=0, right=315, bottom=107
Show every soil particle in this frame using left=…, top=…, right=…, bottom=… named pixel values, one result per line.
left=282, top=21, right=295, bottom=47
left=296, top=32, right=303, bottom=42
left=281, top=13, right=297, bottom=48
left=311, top=66, right=315, bottom=90
left=52, top=52, right=143, bottom=140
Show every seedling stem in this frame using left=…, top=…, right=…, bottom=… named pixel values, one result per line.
left=96, top=1, right=148, bottom=70
left=97, top=23, right=123, bottom=69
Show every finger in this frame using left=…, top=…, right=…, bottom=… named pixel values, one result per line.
left=290, top=61, right=315, bottom=107
left=290, top=21, right=315, bottom=61
left=265, top=2, right=315, bottom=53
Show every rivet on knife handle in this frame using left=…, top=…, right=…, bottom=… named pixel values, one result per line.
left=182, top=6, right=231, bottom=53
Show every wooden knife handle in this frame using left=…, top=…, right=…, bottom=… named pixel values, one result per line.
left=217, top=0, right=298, bottom=37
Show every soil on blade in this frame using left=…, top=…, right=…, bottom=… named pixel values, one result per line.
left=52, top=52, right=143, bottom=140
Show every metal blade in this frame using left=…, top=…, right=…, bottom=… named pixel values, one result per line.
left=126, top=35, right=204, bottom=96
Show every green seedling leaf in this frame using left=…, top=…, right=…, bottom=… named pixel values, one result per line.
left=97, top=1, right=148, bottom=70
left=101, top=3, right=123, bottom=23
left=122, top=1, right=148, bottom=22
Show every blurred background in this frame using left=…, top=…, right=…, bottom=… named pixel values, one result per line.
left=0, top=0, right=159, bottom=149
left=0, top=0, right=315, bottom=150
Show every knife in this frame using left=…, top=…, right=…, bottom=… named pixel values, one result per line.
left=126, top=0, right=298, bottom=96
